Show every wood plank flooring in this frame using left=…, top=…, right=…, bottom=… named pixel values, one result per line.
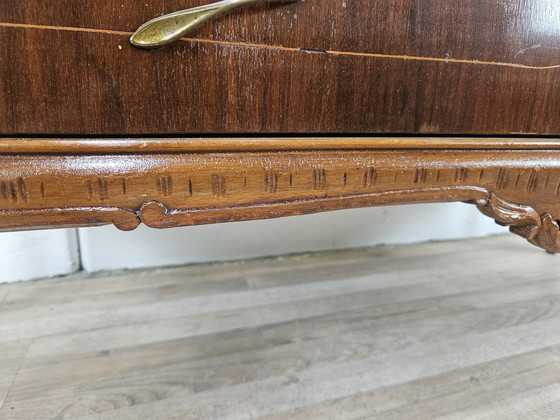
left=0, top=235, right=559, bottom=419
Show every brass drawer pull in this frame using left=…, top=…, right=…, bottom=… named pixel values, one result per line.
left=131, top=0, right=296, bottom=49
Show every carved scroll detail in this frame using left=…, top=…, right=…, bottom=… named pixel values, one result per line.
left=136, top=192, right=560, bottom=253
left=2, top=149, right=560, bottom=253
left=0, top=190, right=559, bottom=253
left=477, top=194, right=560, bottom=253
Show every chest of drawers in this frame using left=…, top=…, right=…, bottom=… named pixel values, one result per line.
left=1, top=0, right=560, bottom=252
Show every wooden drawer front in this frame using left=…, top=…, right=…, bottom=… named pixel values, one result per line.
left=2, top=0, right=559, bottom=135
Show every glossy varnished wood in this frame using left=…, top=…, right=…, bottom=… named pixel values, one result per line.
left=1, top=137, right=560, bottom=252
left=1, top=236, right=560, bottom=418
left=2, top=0, right=560, bottom=134
left=5, top=137, right=560, bottom=153
left=3, top=2, right=560, bottom=252
left=2, top=0, right=559, bottom=65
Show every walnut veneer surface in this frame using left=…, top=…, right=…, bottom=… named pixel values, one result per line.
left=2, top=1, right=560, bottom=253
left=2, top=0, right=560, bottom=135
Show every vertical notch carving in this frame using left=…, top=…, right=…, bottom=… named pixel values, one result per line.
left=496, top=168, right=508, bottom=190
left=312, top=169, right=327, bottom=190
left=264, top=172, right=279, bottom=193
left=1, top=180, right=28, bottom=202
left=453, top=168, right=468, bottom=184
left=86, top=179, right=109, bottom=200
left=211, top=174, right=226, bottom=196
left=413, top=168, right=428, bottom=184
left=156, top=176, right=173, bottom=197
left=188, top=179, right=193, bottom=196
left=17, top=178, right=28, bottom=201
left=362, top=167, right=377, bottom=187
left=526, top=169, right=539, bottom=193
left=97, top=179, right=109, bottom=201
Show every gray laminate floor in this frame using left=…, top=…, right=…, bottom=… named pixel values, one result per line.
left=0, top=235, right=559, bottom=419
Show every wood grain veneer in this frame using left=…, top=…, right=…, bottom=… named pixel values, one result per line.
left=2, top=0, right=558, bottom=65
left=2, top=0, right=559, bottom=135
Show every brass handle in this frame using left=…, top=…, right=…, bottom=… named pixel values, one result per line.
left=131, top=0, right=296, bottom=49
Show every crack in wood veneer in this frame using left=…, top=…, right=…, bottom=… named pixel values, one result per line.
left=1, top=22, right=559, bottom=70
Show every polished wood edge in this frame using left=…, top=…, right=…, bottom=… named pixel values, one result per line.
left=2, top=137, right=560, bottom=153
left=0, top=207, right=139, bottom=232
left=1, top=149, right=559, bottom=253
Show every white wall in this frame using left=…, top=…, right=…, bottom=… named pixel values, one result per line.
left=0, top=204, right=507, bottom=282
left=78, top=203, right=506, bottom=272
left=0, top=229, right=80, bottom=283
